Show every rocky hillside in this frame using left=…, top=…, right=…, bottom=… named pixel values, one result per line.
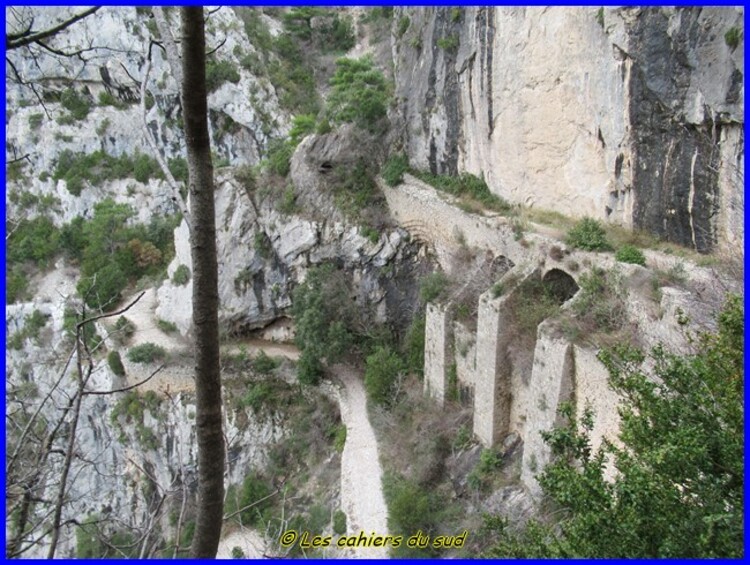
left=391, top=7, right=744, bottom=253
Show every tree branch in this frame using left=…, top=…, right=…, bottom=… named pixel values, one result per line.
left=7, top=7, right=101, bottom=50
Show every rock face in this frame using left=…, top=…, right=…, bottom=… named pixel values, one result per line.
left=392, top=6, right=744, bottom=252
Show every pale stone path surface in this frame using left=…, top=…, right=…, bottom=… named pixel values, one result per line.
left=330, top=364, right=390, bottom=559
left=216, top=528, right=267, bottom=559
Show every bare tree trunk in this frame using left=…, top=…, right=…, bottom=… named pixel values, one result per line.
left=180, top=7, right=224, bottom=558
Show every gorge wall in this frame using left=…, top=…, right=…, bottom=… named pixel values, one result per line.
left=392, top=6, right=744, bottom=253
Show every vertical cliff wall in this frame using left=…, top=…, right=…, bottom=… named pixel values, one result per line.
left=392, top=7, right=744, bottom=252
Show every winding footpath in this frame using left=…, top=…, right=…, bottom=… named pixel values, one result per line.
left=330, top=364, right=390, bottom=559
left=116, top=288, right=389, bottom=557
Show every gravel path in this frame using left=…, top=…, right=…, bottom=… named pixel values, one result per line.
left=331, top=364, right=390, bottom=559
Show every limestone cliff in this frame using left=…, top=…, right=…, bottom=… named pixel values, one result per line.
left=392, top=6, right=744, bottom=252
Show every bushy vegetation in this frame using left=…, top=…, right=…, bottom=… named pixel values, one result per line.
left=205, top=58, right=241, bottom=93
left=291, top=264, right=359, bottom=384
left=567, top=267, right=626, bottom=338
left=328, top=160, right=382, bottom=224
left=126, top=342, right=167, bottom=364
left=6, top=216, right=60, bottom=267
left=505, top=277, right=561, bottom=338
left=172, top=264, right=191, bottom=286
left=365, top=345, right=404, bottom=407
left=419, top=271, right=449, bottom=303
left=113, top=316, right=136, bottom=344
left=59, top=88, right=91, bottom=122
left=383, top=473, right=443, bottom=557
left=381, top=153, right=410, bottom=186
left=566, top=217, right=613, bottom=251
left=411, top=170, right=512, bottom=214
left=60, top=199, right=180, bottom=310
left=484, top=295, right=743, bottom=558
left=724, top=26, right=741, bottom=50
left=52, top=149, right=164, bottom=195
left=264, top=139, right=295, bottom=177
left=8, top=309, right=49, bottom=350
left=615, top=244, right=646, bottom=266
left=326, top=57, right=390, bottom=133
left=107, top=351, right=126, bottom=377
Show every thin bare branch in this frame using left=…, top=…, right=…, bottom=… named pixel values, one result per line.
left=7, top=7, right=101, bottom=50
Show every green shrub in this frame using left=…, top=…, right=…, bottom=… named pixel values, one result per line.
left=326, top=56, right=390, bottom=133
left=168, top=157, right=188, bottom=182
left=6, top=266, right=29, bottom=304
left=451, top=8, right=462, bottom=22
left=127, top=342, right=167, bottom=364
left=279, top=184, right=298, bottom=214
left=6, top=215, right=59, bottom=267
left=569, top=267, right=626, bottom=335
left=596, top=7, right=605, bottom=28
left=172, top=264, right=191, bottom=286
left=265, top=139, right=294, bottom=177
left=107, top=351, right=126, bottom=377
left=419, top=271, right=449, bottom=304
left=252, top=350, right=280, bottom=374
left=396, top=16, right=410, bottom=38
left=238, top=472, right=272, bottom=526
left=77, top=263, right=127, bottom=311
left=437, top=35, right=459, bottom=50
left=297, top=348, right=324, bottom=385
left=231, top=547, right=245, bottom=559
left=28, top=113, right=44, bottom=128
left=333, top=424, right=347, bottom=453
left=725, top=26, right=741, bottom=50
left=98, top=91, right=123, bottom=108
left=114, top=316, right=136, bottom=343
left=328, top=160, right=380, bottom=222
left=205, top=58, right=241, bottom=93
left=365, top=345, right=403, bottom=406
left=333, top=509, right=347, bottom=535
left=381, top=154, right=409, bottom=186
left=566, top=217, right=613, bottom=251
left=403, top=313, right=425, bottom=375
left=60, top=88, right=91, bottom=121
left=325, top=14, right=356, bottom=52
left=412, top=170, right=512, bottom=213
left=289, top=114, right=317, bottom=145
left=615, top=244, right=646, bottom=266
left=157, top=319, right=178, bottom=333
left=506, top=277, right=561, bottom=338
left=383, top=473, right=441, bottom=557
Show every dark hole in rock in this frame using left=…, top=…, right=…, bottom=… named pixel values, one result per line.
left=542, top=268, right=579, bottom=304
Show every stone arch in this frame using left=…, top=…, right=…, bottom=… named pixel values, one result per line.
left=542, top=268, right=579, bottom=304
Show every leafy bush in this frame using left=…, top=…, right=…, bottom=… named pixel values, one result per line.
left=383, top=473, right=441, bottom=557
left=292, top=263, right=360, bottom=384
left=381, top=153, right=409, bottom=186
left=107, top=351, right=126, bottom=377
left=326, top=56, right=390, bottom=132
left=6, top=266, right=29, bottom=304
left=333, top=509, right=347, bottom=535
left=252, top=350, right=280, bottom=374
left=403, top=313, right=425, bottom=375
left=289, top=114, right=317, bottom=145
left=396, top=16, right=410, bottom=38
left=60, top=88, right=91, bottom=121
left=157, top=319, right=178, bottom=333
left=412, top=170, right=512, bottom=213
left=569, top=267, right=626, bottom=336
left=506, top=277, right=561, bottom=338
left=172, top=264, right=191, bottom=286
left=6, top=215, right=59, bottom=267
left=725, top=26, right=741, bottom=50
left=114, top=316, right=136, bottom=342
left=238, top=472, right=272, bottom=526
left=486, top=296, right=743, bottom=558
left=365, top=345, right=403, bottom=406
left=566, top=218, right=612, bottom=251
left=437, top=35, right=459, bottom=50
left=333, top=425, right=347, bottom=453
left=127, top=342, right=167, bottom=364
left=28, top=113, right=44, bottom=128
left=419, top=271, right=449, bottom=304
left=324, top=14, right=356, bottom=52
left=168, top=156, right=188, bottom=182
left=328, top=160, right=381, bottom=222
left=76, top=263, right=127, bottom=311
left=265, top=139, right=294, bottom=177
left=205, top=58, right=241, bottom=93
left=615, top=244, right=646, bottom=266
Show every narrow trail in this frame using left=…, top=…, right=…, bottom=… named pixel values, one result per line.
left=116, top=286, right=389, bottom=557
left=330, top=364, right=390, bottom=559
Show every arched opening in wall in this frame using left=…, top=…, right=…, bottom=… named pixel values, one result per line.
left=542, top=269, right=579, bottom=304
